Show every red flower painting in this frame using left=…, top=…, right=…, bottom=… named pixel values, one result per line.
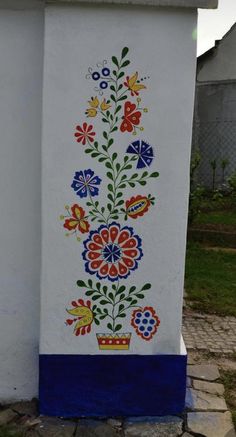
left=74, top=122, right=96, bottom=145
left=82, top=222, right=143, bottom=281
left=120, top=101, right=141, bottom=133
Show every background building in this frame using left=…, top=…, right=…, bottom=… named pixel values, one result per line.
left=192, top=23, right=236, bottom=188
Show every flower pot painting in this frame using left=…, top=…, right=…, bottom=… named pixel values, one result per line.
left=60, top=47, right=160, bottom=350
left=96, top=333, right=131, bottom=350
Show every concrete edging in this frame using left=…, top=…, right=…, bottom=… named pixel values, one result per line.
left=47, top=0, right=218, bottom=9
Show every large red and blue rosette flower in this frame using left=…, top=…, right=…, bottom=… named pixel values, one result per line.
left=82, top=222, right=143, bottom=281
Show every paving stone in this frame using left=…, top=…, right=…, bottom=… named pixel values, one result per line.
left=107, top=418, right=123, bottom=428
left=193, top=380, right=224, bottom=396
left=124, top=416, right=183, bottom=436
left=187, top=355, right=198, bottom=365
left=187, top=364, right=220, bottom=381
left=186, top=377, right=192, bottom=388
left=187, top=411, right=236, bottom=437
left=183, top=314, right=236, bottom=354
left=10, top=399, right=38, bottom=417
left=23, top=417, right=42, bottom=428
left=75, top=420, right=120, bottom=436
left=185, top=388, right=227, bottom=411
left=0, top=408, right=19, bottom=425
left=34, top=416, right=77, bottom=436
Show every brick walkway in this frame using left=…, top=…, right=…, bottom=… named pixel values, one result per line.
left=182, top=312, right=236, bottom=354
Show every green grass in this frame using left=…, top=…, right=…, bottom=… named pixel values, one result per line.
left=185, top=243, right=236, bottom=317
left=199, top=197, right=235, bottom=212
left=220, top=369, right=236, bottom=430
left=196, top=210, right=236, bottom=226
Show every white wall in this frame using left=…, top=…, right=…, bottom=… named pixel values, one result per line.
left=40, top=4, right=196, bottom=356
left=0, top=2, right=44, bottom=401
left=0, top=0, right=197, bottom=401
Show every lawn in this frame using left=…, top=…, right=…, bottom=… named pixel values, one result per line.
left=185, top=243, right=236, bottom=317
left=196, top=210, right=236, bottom=227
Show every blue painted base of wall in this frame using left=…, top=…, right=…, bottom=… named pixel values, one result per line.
left=39, top=354, right=187, bottom=417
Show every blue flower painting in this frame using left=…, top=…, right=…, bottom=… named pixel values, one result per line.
left=126, top=140, right=154, bottom=169
left=71, top=169, right=101, bottom=198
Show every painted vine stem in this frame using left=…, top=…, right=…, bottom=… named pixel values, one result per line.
left=63, top=47, right=161, bottom=342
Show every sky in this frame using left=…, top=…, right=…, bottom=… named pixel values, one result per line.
left=197, top=0, right=236, bottom=56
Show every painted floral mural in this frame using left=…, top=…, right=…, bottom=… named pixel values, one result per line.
left=60, top=47, right=160, bottom=350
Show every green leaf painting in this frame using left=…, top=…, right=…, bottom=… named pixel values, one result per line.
left=61, top=47, right=161, bottom=350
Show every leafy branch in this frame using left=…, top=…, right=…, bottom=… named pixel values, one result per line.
left=79, top=47, right=159, bottom=226
left=117, top=171, right=159, bottom=189
left=86, top=195, right=107, bottom=224
left=109, top=46, right=130, bottom=127
left=77, top=279, right=151, bottom=333
left=80, top=48, right=133, bottom=224
left=105, top=155, right=138, bottom=221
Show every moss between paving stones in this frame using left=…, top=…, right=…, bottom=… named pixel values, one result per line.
left=0, top=425, right=23, bottom=437
left=220, top=369, right=236, bottom=430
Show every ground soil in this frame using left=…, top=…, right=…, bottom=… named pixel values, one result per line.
left=191, top=222, right=236, bottom=233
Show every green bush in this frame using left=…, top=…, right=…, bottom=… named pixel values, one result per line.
left=228, top=172, right=236, bottom=193
left=188, top=149, right=203, bottom=225
left=188, top=185, right=205, bottom=225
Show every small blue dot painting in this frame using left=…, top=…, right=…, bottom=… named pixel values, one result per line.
left=131, top=307, right=160, bottom=341
left=92, top=71, right=100, bottom=81
left=102, top=67, right=110, bottom=76
left=100, top=81, right=108, bottom=89
left=86, top=62, right=111, bottom=95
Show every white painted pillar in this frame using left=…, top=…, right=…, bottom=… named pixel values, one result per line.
left=38, top=0, right=216, bottom=416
